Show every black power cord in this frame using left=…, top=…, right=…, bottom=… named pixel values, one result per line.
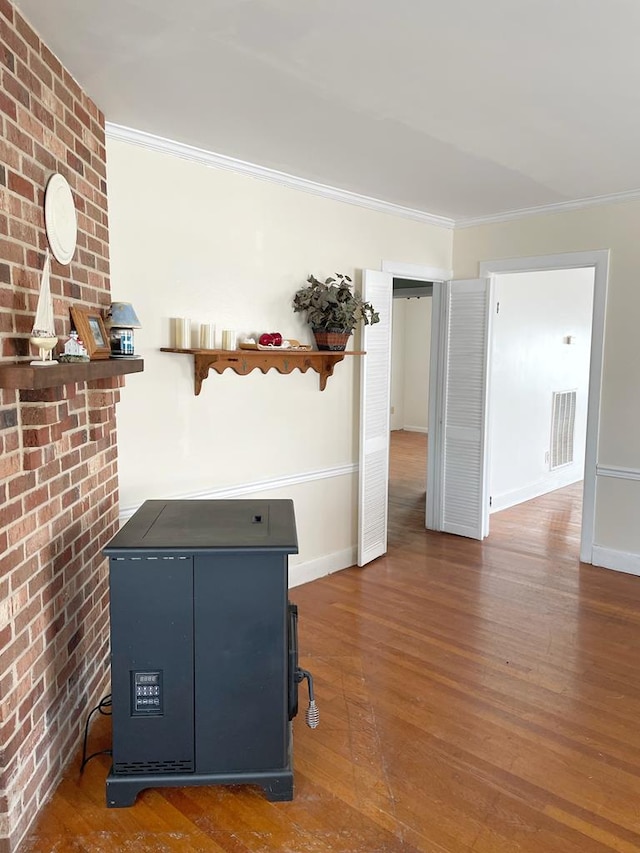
left=80, top=693, right=112, bottom=772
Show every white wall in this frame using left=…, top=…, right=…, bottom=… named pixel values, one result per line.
left=390, top=300, right=406, bottom=430
left=107, top=137, right=453, bottom=585
left=390, top=297, right=431, bottom=431
left=453, top=198, right=640, bottom=570
left=403, top=297, right=431, bottom=431
left=490, top=269, right=594, bottom=512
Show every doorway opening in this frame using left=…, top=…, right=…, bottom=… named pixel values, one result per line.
left=388, top=278, right=433, bottom=544
left=475, top=251, right=608, bottom=565
left=371, top=250, right=609, bottom=568
left=487, top=267, right=595, bottom=558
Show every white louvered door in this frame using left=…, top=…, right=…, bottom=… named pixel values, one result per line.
left=440, top=278, right=491, bottom=540
left=358, top=270, right=393, bottom=566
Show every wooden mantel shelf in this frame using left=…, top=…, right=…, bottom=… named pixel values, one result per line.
left=160, top=348, right=364, bottom=394
left=0, top=358, right=144, bottom=390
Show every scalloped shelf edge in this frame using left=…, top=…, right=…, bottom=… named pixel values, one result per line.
left=160, top=348, right=364, bottom=393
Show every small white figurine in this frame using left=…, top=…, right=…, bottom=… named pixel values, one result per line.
left=59, top=330, right=90, bottom=362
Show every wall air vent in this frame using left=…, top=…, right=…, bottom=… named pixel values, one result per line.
left=550, top=390, right=576, bottom=469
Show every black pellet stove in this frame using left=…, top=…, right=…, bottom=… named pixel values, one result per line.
left=103, top=498, right=317, bottom=808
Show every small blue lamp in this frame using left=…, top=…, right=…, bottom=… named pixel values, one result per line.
left=105, top=302, right=141, bottom=358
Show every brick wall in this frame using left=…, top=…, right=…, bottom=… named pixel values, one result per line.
left=0, top=3, right=122, bottom=850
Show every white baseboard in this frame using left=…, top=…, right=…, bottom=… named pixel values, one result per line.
left=403, top=425, right=428, bottom=434
left=591, top=546, right=640, bottom=577
left=491, top=473, right=582, bottom=513
left=288, top=547, right=357, bottom=588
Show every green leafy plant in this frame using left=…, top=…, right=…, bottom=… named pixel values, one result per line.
left=293, top=273, right=380, bottom=332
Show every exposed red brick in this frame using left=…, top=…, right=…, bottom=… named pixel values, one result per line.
left=4, top=66, right=31, bottom=107
left=48, top=472, right=70, bottom=499
left=0, top=237, right=25, bottom=264
left=20, top=405, right=58, bottom=426
left=73, top=101, right=91, bottom=130
left=7, top=170, right=34, bottom=201
left=18, top=680, right=45, bottom=725
left=0, top=497, right=23, bottom=527
left=0, top=16, right=27, bottom=63
left=55, top=119, right=74, bottom=151
left=14, top=12, right=39, bottom=51
left=62, top=107, right=82, bottom=139
left=0, top=87, right=17, bottom=120
left=32, top=99, right=55, bottom=133
left=23, top=484, right=49, bottom=513
left=7, top=512, right=38, bottom=548
left=37, top=456, right=62, bottom=483
left=61, top=449, right=80, bottom=471
left=1, top=41, right=14, bottom=77
left=0, top=451, right=21, bottom=479
left=22, top=448, right=44, bottom=470
left=0, top=309, right=12, bottom=332
left=2, top=336, right=30, bottom=358
left=14, top=597, right=39, bottom=637
left=9, top=216, right=37, bottom=244
left=16, top=57, right=42, bottom=100
left=15, top=634, right=44, bottom=680
left=0, top=7, right=120, bottom=850
left=33, top=141, right=57, bottom=173
left=3, top=431, right=19, bottom=456
left=8, top=472, right=36, bottom=499
left=52, top=77, right=72, bottom=110
left=29, top=52, right=53, bottom=89
left=0, top=622, right=12, bottom=654
left=86, top=390, right=117, bottom=408
left=62, top=67, right=82, bottom=100
left=0, top=0, right=14, bottom=23
left=19, top=387, right=66, bottom=404
left=88, top=425, right=104, bottom=442
left=0, top=629, right=29, bottom=680
left=39, top=43, right=62, bottom=77
left=74, top=138, right=91, bottom=164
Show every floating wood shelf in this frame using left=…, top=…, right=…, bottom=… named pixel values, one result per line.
left=0, top=358, right=144, bottom=390
left=160, top=348, right=364, bottom=394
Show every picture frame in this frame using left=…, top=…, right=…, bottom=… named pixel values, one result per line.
left=70, top=306, right=111, bottom=360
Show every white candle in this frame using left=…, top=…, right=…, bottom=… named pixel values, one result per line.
left=199, top=323, right=215, bottom=349
left=172, top=318, right=191, bottom=349
left=221, top=329, right=237, bottom=350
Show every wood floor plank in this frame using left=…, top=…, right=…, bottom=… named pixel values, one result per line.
left=22, top=431, right=640, bottom=852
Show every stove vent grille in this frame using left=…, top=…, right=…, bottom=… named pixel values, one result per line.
left=114, top=758, right=194, bottom=775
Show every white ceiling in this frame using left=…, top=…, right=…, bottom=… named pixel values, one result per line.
left=13, top=0, right=640, bottom=222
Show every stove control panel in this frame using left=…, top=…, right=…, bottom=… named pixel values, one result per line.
left=131, top=670, right=163, bottom=715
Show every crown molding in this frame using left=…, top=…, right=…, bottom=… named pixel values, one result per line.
left=105, top=122, right=455, bottom=230
left=455, top=187, right=640, bottom=228
left=105, top=123, right=640, bottom=230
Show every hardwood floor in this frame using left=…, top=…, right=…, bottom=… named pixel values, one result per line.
left=22, top=431, right=640, bottom=852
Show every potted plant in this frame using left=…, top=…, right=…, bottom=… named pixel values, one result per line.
left=293, top=273, right=380, bottom=351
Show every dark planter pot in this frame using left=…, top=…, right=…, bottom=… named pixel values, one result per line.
left=312, top=329, right=351, bottom=351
